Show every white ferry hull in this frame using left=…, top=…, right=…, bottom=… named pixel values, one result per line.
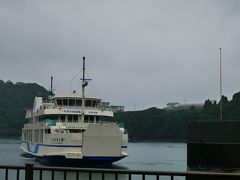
left=20, top=141, right=127, bottom=165
left=21, top=123, right=128, bottom=165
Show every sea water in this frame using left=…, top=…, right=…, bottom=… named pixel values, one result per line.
left=0, top=138, right=187, bottom=180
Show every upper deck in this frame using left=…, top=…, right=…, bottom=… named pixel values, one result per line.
left=26, top=94, right=114, bottom=118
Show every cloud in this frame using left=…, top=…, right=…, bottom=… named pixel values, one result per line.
left=0, top=0, right=240, bottom=109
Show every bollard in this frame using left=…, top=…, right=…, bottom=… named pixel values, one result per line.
left=25, top=163, right=33, bottom=180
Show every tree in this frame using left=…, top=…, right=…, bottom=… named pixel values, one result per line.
left=203, top=99, right=212, bottom=111
left=0, top=81, right=50, bottom=136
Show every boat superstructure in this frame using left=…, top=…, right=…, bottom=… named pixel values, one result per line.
left=20, top=57, right=128, bottom=165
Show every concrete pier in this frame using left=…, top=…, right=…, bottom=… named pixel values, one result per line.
left=187, top=121, right=240, bottom=180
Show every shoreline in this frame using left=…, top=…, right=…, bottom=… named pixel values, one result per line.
left=0, top=136, right=186, bottom=143
left=0, top=135, right=186, bottom=143
left=129, top=139, right=186, bottom=143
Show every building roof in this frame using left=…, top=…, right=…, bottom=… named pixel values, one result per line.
left=176, top=103, right=203, bottom=107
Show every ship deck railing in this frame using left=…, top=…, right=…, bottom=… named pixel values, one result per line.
left=23, top=121, right=116, bottom=128
left=25, top=106, right=113, bottom=118
left=1, top=163, right=240, bottom=180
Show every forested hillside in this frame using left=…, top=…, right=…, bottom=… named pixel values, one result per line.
left=113, top=92, right=240, bottom=141
left=1, top=79, right=240, bottom=141
left=0, top=80, right=49, bottom=136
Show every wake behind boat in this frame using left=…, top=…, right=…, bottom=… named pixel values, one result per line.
left=20, top=57, right=128, bottom=165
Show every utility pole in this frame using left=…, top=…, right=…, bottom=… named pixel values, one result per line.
left=219, top=48, right=223, bottom=121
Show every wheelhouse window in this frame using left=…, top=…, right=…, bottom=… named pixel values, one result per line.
left=56, top=99, right=84, bottom=106
left=57, top=99, right=62, bottom=106
left=69, top=99, right=75, bottom=106
left=63, top=99, right=68, bottom=106
left=96, top=101, right=100, bottom=107
left=76, top=99, right=82, bottom=106
left=92, top=101, right=96, bottom=107
left=85, top=100, right=92, bottom=107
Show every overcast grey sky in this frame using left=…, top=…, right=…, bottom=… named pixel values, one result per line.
left=0, top=0, right=240, bottom=110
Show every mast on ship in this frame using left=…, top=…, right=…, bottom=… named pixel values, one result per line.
left=81, top=57, right=91, bottom=122
left=50, top=76, right=53, bottom=96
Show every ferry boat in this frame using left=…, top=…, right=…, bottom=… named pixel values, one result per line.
left=20, top=57, right=128, bottom=165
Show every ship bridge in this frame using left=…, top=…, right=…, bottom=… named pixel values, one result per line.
left=51, top=94, right=101, bottom=108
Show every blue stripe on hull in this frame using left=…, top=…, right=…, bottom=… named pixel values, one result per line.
left=22, top=141, right=82, bottom=154
left=22, top=141, right=127, bottom=154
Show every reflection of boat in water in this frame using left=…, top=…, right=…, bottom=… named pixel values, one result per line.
left=20, top=57, right=128, bottom=165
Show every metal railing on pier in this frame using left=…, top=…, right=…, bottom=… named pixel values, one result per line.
left=1, top=164, right=240, bottom=180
